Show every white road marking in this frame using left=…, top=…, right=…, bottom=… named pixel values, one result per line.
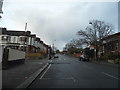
left=40, top=64, right=51, bottom=79
left=71, top=77, right=76, bottom=82
left=41, top=77, right=76, bottom=82
left=102, top=72, right=120, bottom=80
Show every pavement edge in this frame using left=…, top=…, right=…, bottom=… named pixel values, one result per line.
left=16, top=62, right=50, bottom=89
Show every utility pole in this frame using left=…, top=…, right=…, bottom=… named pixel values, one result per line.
left=24, top=22, right=27, bottom=52
left=25, top=22, right=27, bottom=32
left=52, top=40, right=56, bottom=56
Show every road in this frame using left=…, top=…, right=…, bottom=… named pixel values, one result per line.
left=28, top=54, right=119, bottom=88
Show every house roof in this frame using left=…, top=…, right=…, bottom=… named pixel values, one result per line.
left=36, top=37, right=40, bottom=41
left=0, top=28, right=31, bottom=36
left=101, top=32, right=120, bottom=44
left=7, top=30, right=31, bottom=36
left=102, top=32, right=120, bottom=40
left=30, top=34, right=36, bottom=38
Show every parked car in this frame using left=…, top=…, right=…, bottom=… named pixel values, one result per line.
left=79, top=54, right=84, bottom=61
left=79, top=54, right=89, bottom=62
left=83, top=55, right=89, bottom=62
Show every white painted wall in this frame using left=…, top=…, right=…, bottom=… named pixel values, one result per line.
left=28, top=37, right=31, bottom=45
left=39, top=43, right=44, bottom=50
left=0, top=46, right=3, bottom=63
left=8, top=49, right=25, bottom=61
left=18, top=36, right=26, bottom=45
left=0, top=35, right=2, bottom=44
left=34, top=41, right=38, bottom=48
left=31, top=38, right=35, bottom=46
left=10, top=36, right=18, bottom=43
left=43, top=46, right=47, bottom=53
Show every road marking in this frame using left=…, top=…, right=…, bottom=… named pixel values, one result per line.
left=102, top=72, right=120, bottom=80
left=40, top=64, right=51, bottom=79
left=71, top=77, right=76, bottom=82
left=41, top=77, right=76, bottom=82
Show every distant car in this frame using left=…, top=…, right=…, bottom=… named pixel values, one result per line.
left=54, top=55, right=59, bottom=58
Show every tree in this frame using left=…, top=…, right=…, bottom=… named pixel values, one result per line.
left=77, top=20, right=114, bottom=60
left=64, top=39, right=80, bottom=51
left=56, top=49, right=60, bottom=53
left=64, top=39, right=83, bottom=54
left=77, top=20, right=114, bottom=46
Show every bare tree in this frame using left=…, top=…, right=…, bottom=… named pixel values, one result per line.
left=77, top=20, right=114, bottom=46
left=64, top=39, right=83, bottom=54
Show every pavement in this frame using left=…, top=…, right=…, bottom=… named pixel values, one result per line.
left=90, top=60, right=120, bottom=68
left=73, top=55, right=120, bottom=68
left=2, top=57, right=51, bottom=89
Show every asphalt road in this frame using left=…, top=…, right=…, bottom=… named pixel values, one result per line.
left=28, top=54, right=119, bottom=88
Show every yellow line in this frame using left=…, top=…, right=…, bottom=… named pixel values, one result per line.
left=40, top=64, right=51, bottom=79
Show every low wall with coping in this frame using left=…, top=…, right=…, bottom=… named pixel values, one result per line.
left=8, top=49, right=25, bottom=61
left=2, top=48, right=25, bottom=69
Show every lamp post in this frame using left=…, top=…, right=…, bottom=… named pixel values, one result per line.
left=89, top=22, right=97, bottom=61
left=52, top=40, right=56, bottom=55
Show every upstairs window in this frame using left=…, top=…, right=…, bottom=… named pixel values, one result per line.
left=2, top=36, right=11, bottom=41
left=20, top=37, right=28, bottom=42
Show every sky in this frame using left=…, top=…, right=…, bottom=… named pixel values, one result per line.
left=0, top=0, right=119, bottom=51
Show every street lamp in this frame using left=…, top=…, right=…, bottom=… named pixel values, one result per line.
left=89, top=22, right=97, bottom=61
left=52, top=40, right=56, bottom=53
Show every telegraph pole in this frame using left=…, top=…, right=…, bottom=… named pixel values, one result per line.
left=25, top=22, right=27, bottom=32
left=24, top=22, right=27, bottom=52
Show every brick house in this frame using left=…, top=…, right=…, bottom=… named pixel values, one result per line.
left=98, top=32, right=120, bottom=60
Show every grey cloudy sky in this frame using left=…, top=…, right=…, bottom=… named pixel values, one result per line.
left=0, top=0, right=119, bottom=51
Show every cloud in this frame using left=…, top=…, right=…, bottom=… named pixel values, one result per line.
left=0, top=1, right=118, bottom=51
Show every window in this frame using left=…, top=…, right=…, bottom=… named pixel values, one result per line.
left=2, top=36, right=8, bottom=41
left=115, top=42, right=119, bottom=50
left=20, top=37, right=25, bottom=41
left=20, top=37, right=28, bottom=42
left=2, top=36, right=11, bottom=41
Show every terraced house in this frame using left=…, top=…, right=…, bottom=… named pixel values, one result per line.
left=0, top=27, right=51, bottom=67
left=0, top=27, right=50, bottom=53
